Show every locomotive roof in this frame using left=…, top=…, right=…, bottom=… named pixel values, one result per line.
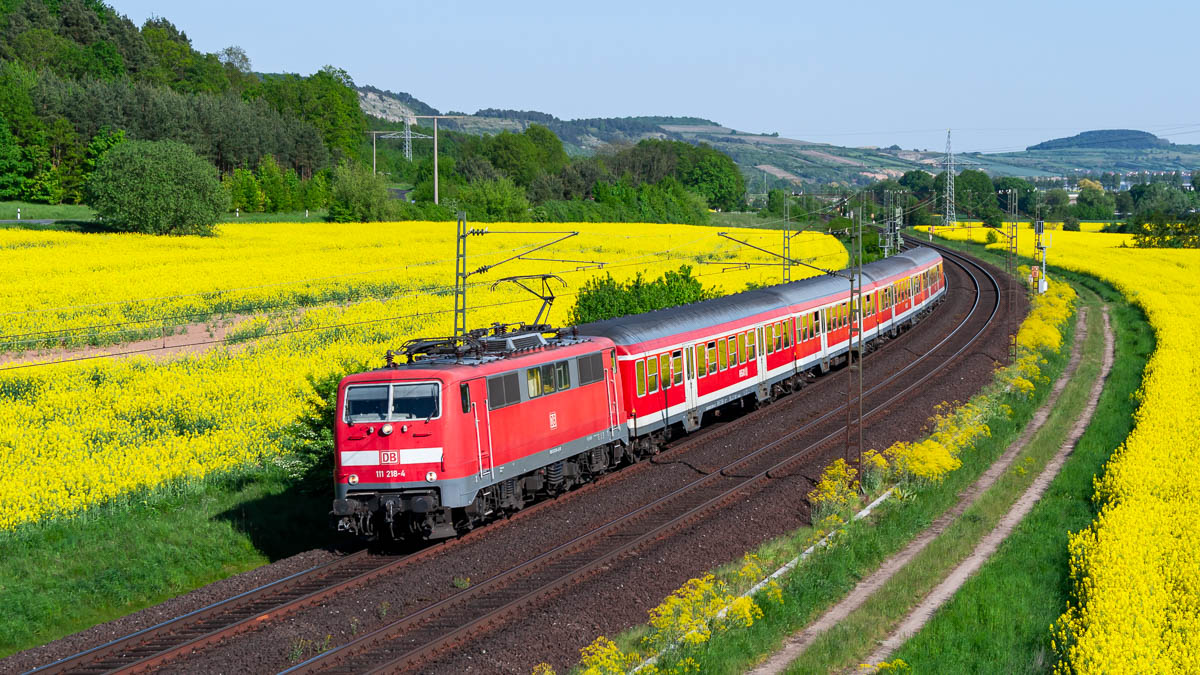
left=575, top=247, right=941, bottom=348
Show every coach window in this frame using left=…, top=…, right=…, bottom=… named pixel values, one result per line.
left=660, top=353, right=672, bottom=388
left=695, top=344, right=706, bottom=377
left=647, top=356, right=659, bottom=393
left=685, top=349, right=694, bottom=380
left=786, top=318, right=794, bottom=347
left=527, top=368, right=542, bottom=399
left=729, top=336, right=739, bottom=365
left=636, top=359, right=646, bottom=396
left=718, top=339, right=728, bottom=371
left=556, top=361, right=571, bottom=391
left=707, top=341, right=718, bottom=374
left=746, top=331, right=756, bottom=360
left=766, top=325, right=775, bottom=354
left=672, top=350, right=684, bottom=386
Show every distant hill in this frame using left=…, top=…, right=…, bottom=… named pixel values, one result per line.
left=1027, top=129, right=1171, bottom=151
left=355, top=88, right=1200, bottom=184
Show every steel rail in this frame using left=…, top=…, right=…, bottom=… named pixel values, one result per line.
left=281, top=247, right=1001, bottom=674
left=34, top=244, right=993, bottom=675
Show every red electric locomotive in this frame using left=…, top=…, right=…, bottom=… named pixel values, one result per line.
left=331, top=247, right=946, bottom=540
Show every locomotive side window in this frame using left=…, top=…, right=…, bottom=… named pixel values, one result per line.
left=672, top=351, right=684, bottom=385
left=578, top=353, right=605, bottom=386
left=461, top=383, right=470, bottom=414
left=660, top=353, right=672, bottom=388
left=718, top=339, right=728, bottom=371
left=706, top=341, right=717, bottom=374
left=555, top=361, right=570, bottom=391
left=540, top=364, right=556, bottom=396
left=488, top=375, right=506, bottom=408
left=646, top=356, right=659, bottom=393
left=527, top=368, right=542, bottom=399
left=345, top=385, right=389, bottom=423
left=486, top=372, right=521, bottom=410
left=636, top=359, right=646, bottom=396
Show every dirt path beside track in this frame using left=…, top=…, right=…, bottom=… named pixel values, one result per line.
left=749, top=304, right=1106, bottom=675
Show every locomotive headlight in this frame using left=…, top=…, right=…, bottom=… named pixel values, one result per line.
left=425, top=471, right=437, bottom=483
left=380, top=424, right=393, bottom=436
left=348, top=474, right=359, bottom=485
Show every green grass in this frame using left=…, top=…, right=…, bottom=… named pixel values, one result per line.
left=643, top=291, right=1079, bottom=674
left=780, top=280, right=1109, bottom=673
left=219, top=209, right=329, bottom=223
left=707, top=211, right=782, bottom=229
left=0, top=201, right=97, bottom=221
left=0, top=466, right=336, bottom=658
left=883, top=244, right=1153, bottom=671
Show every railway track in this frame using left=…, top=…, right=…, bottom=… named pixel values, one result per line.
left=275, top=243, right=1001, bottom=674
left=31, top=242, right=1000, bottom=675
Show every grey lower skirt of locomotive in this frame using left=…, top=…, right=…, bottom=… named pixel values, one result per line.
left=332, top=442, right=626, bottom=540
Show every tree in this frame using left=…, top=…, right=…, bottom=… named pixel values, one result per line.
left=569, top=265, right=718, bottom=324
left=955, top=169, right=996, bottom=217
left=328, top=161, right=392, bottom=222
left=1042, top=189, right=1071, bottom=219
left=1132, top=212, right=1200, bottom=248
left=257, top=154, right=288, bottom=212
left=0, top=116, right=30, bottom=199
left=85, top=140, right=228, bottom=235
left=898, top=170, right=935, bottom=201
left=457, top=177, right=530, bottom=222
left=522, top=124, right=568, bottom=176
left=994, top=176, right=1034, bottom=216
left=217, top=46, right=251, bottom=73
left=1074, top=186, right=1115, bottom=220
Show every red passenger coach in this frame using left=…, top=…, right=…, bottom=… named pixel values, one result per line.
left=575, top=248, right=945, bottom=441
left=331, top=247, right=945, bottom=541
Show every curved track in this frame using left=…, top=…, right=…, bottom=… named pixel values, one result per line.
left=31, top=242, right=1000, bottom=675
left=278, top=242, right=1001, bottom=675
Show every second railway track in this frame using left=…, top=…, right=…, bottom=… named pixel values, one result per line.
left=278, top=242, right=1003, bottom=674
left=29, top=241, right=1004, bottom=675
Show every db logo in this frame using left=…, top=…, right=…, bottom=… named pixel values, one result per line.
left=549, top=412, right=558, bottom=430
left=381, top=451, right=399, bottom=464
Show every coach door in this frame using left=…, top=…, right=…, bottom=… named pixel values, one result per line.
left=682, top=343, right=701, bottom=432
left=755, top=326, right=769, bottom=400
left=462, top=378, right=494, bottom=481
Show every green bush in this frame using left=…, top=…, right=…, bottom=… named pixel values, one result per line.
left=328, top=161, right=393, bottom=222
left=85, top=140, right=228, bottom=235
left=1062, top=216, right=1081, bottom=232
left=457, top=177, right=529, bottom=222
left=569, top=265, right=719, bottom=324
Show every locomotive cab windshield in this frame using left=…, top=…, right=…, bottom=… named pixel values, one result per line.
left=344, top=382, right=441, bottom=424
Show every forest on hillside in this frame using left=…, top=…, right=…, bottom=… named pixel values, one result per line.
left=0, top=0, right=746, bottom=229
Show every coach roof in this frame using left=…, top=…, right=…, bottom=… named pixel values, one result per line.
left=575, top=247, right=940, bottom=348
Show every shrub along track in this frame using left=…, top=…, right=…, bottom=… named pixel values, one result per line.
left=8, top=244, right=1020, bottom=675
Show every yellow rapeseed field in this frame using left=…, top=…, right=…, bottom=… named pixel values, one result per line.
left=0, top=221, right=847, bottom=531
left=923, top=224, right=1200, bottom=672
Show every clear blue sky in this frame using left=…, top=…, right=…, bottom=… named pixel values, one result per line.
left=109, top=0, right=1199, bottom=153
